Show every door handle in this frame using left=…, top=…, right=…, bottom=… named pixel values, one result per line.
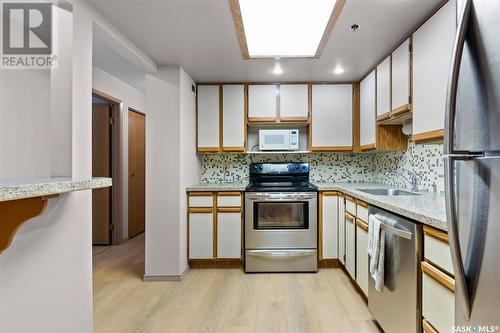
left=445, top=155, right=471, bottom=320
left=444, top=0, right=471, bottom=155
left=444, top=0, right=473, bottom=320
left=247, top=250, right=316, bottom=258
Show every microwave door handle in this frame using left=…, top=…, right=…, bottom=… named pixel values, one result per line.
left=444, top=0, right=473, bottom=321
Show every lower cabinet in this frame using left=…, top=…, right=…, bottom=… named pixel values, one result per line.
left=188, top=212, right=214, bottom=259
left=188, top=192, right=243, bottom=263
left=422, top=261, right=455, bottom=333
left=320, top=192, right=341, bottom=260
left=345, top=212, right=356, bottom=279
left=338, top=196, right=346, bottom=265
left=355, top=219, right=369, bottom=296
left=217, top=211, right=242, bottom=258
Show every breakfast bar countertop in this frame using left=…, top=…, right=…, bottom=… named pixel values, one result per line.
left=314, top=182, right=447, bottom=231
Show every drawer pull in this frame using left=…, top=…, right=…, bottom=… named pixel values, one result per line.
left=421, top=261, right=455, bottom=292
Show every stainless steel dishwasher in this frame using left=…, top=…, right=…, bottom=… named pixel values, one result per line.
left=368, top=206, right=422, bottom=333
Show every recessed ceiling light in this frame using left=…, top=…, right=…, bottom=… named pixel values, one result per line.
left=334, top=66, right=344, bottom=74
left=349, top=24, right=359, bottom=32
left=273, top=64, right=283, bottom=75
left=233, top=0, right=345, bottom=59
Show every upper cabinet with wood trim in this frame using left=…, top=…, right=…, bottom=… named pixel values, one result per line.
left=222, top=85, right=246, bottom=152
left=311, top=84, right=353, bottom=151
left=376, top=56, right=392, bottom=120
left=391, top=38, right=412, bottom=115
left=279, top=84, right=309, bottom=121
left=360, top=70, right=376, bottom=150
left=197, top=85, right=220, bottom=153
left=412, top=0, right=456, bottom=143
left=248, top=84, right=277, bottom=122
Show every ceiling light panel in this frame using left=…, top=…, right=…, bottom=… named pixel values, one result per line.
left=238, top=0, right=338, bottom=58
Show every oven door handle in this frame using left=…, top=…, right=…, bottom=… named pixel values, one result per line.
left=247, top=250, right=317, bottom=258
left=246, top=193, right=316, bottom=201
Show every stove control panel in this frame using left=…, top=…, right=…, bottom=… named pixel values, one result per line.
left=250, top=163, right=309, bottom=175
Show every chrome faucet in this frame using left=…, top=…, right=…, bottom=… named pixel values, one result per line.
left=385, top=170, right=419, bottom=192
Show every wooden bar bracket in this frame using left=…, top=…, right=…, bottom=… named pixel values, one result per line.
left=0, top=197, right=53, bottom=253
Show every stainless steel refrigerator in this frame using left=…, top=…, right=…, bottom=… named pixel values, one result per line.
left=445, top=0, right=500, bottom=329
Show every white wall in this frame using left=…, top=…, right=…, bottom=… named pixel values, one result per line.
left=145, top=66, right=200, bottom=278
left=179, top=68, right=201, bottom=272
left=92, top=66, right=145, bottom=239
left=0, top=3, right=94, bottom=332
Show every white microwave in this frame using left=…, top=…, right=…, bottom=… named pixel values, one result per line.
left=259, top=129, right=299, bottom=151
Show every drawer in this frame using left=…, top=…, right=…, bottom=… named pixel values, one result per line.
left=188, top=193, right=214, bottom=207
left=422, top=262, right=455, bottom=333
left=356, top=200, right=368, bottom=222
left=345, top=196, right=356, bottom=216
left=424, top=226, right=454, bottom=275
left=217, top=193, right=241, bottom=207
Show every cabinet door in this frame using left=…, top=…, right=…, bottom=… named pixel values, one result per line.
left=222, top=85, right=245, bottom=152
left=217, top=212, right=241, bottom=259
left=377, top=56, right=391, bottom=118
left=280, top=84, right=309, bottom=121
left=360, top=70, right=376, bottom=149
left=312, top=85, right=353, bottom=151
left=391, top=38, right=411, bottom=112
left=412, top=0, right=456, bottom=142
left=248, top=85, right=277, bottom=121
left=338, top=196, right=346, bottom=265
left=197, top=85, right=220, bottom=152
left=189, top=212, right=214, bottom=259
left=356, top=222, right=369, bottom=296
left=321, top=194, right=339, bottom=259
left=345, top=213, right=356, bottom=278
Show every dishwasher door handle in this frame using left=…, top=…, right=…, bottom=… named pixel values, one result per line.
left=381, top=223, right=412, bottom=240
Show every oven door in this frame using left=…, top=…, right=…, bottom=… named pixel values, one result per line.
left=245, top=192, right=317, bottom=249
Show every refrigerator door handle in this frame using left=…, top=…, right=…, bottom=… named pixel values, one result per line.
left=445, top=155, right=471, bottom=320
left=444, top=0, right=472, bottom=155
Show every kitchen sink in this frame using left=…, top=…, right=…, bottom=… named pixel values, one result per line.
left=356, top=188, right=420, bottom=196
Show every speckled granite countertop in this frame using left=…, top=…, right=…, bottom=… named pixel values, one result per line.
left=0, top=177, right=112, bottom=202
left=186, top=181, right=447, bottom=231
left=186, top=182, right=249, bottom=192
left=314, top=182, right=447, bottom=231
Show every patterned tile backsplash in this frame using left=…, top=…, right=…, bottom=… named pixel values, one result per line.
left=200, top=140, right=445, bottom=192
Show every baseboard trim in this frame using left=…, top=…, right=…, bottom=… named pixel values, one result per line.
left=188, top=259, right=243, bottom=268
left=319, top=259, right=341, bottom=268
left=143, top=266, right=190, bottom=282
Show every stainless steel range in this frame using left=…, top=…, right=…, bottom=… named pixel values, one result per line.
left=245, top=163, right=318, bottom=273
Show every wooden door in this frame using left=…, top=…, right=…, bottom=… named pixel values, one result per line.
left=92, top=104, right=112, bottom=245
left=128, top=110, right=145, bottom=238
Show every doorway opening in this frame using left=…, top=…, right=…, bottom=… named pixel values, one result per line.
left=91, top=90, right=124, bottom=246
left=127, top=108, right=146, bottom=238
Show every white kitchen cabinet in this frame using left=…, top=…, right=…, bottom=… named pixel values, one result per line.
left=360, top=70, right=376, bottom=149
left=424, top=226, right=454, bottom=276
left=356, top=220, right=369, bottom=296
left=412, top=0, right=456, bottom=143
left=422, top=262, right=455, bottom=333
left=248, top=85, right=277, bottom=121
left=391, top=38, right=411, bottom=112
left=345, top=212, right=356, bottom=279
left=377, top=56, right=392, bottom=118
left=217, top=212, right=242, bottom=259
left=189, top=212, right=214, bottom=259
left=321, top=193, right=340, bottom=259
left=338, top=195, right=346, bottom=265
left=312, top=85, right=353, bottom=151
left=197, top=85, right=220, bottom=152
left=217, top=194, right=242, bottom=207
left=222, top=85, right=245, bottom=151
left=280, top=84, right=309, bottom=121
left=188, top=194, right=214, bottom=208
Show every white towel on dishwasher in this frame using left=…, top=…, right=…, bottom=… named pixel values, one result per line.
left=368, top=214, right=385, bottom=292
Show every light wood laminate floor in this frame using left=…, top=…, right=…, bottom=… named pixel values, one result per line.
left=93, top=234, right=380, bottom=333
